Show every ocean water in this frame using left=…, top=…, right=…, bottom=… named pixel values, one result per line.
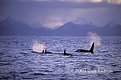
left=0, top=36, right=121, bottom=80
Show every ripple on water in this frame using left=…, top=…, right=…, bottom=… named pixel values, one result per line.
left=0, top=37, right=121, bottom=80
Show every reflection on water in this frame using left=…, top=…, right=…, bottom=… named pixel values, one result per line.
left=0, top=36, right=121, bottom=80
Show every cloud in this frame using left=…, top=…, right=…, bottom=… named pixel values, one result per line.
left=20, top=0, right=121, bottom=4
left=42, top=16, right=64, bottom=28
left=59, top=0, right=103, bottom=3
left=107, top=0, right=121, bottom=4
left=1, top=0, right=121, bottom=9
left=0, top=0, right=121, bottom=29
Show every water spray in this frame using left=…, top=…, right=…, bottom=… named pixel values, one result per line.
left=32, top=40, right=46, bottom=53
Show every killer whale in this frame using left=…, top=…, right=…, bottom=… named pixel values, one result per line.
left=31, top=43, right=94, bottom=55
left=31, top=49, right=53, bottom=54
left=31, top=49, right=72, bottom=56
left=63, top=49, right=72, bottom=56
left=75, top=43, right=94, bottom=53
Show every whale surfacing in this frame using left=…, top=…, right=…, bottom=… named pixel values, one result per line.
left=75, top=43, right=94, bottom=53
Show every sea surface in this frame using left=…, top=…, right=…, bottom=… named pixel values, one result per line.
left=0, top=36, right=121, bottom=80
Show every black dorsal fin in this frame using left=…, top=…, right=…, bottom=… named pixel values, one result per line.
left=89, top=42, right=94, bottom=53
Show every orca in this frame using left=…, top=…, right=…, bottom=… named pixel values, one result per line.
left=44, top=49, right=53, bottom=53
left=32, top=49, right=72, bottom=56
left=75, top=43, right=94, bottom=53
left=63, top=49, right=72, bottom=56
left=31, top=49, right=53, bottom=54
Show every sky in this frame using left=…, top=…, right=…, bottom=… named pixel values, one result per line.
left=0, top=0, right=121, bottom=28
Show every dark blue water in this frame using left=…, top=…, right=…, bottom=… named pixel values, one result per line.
left=0, top=36, right=121, bottom=80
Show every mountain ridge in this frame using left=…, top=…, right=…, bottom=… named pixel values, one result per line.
left=0, top=17, right=121, bottom=36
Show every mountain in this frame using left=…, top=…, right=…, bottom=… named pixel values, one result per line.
left=100, top=20, right=121, bottom=36
left=53, top=19, right=121, bottom=36
left=105, top=20, right=121, bottom=28
left=0, top=17, right=53, bottom=36
left=72, top=17, right=93, bottom=25
left=0, top=17, right=121, bottom=36
left=53, top=21, right=97, bottom=36
left=0, top=17, right=32, bottom=35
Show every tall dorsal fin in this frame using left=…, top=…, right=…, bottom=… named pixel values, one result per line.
left=89, top=42, right=94, bottom=53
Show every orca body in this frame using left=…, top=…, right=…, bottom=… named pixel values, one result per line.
left=75, top=43, right=94, bottom=53
left=32, top=49, right=72, bottom=56
left=31, top=50, right=53, bottom=54
left=63, top=49, right=72, bottom=56
left=44, top=50, right=53, bottom=53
